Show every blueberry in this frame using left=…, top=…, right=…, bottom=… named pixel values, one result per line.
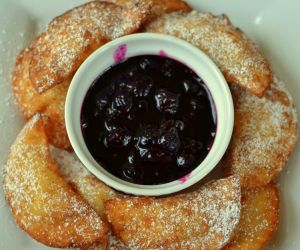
left=127, top=112, right=135, bottom=120
left=122, top=164, right=138, bottom=181
left=95, top=96, right=109, bottom=111
left=211, top=130, right=216, bottom=137
left=161, top=119, right=185, bottom=132
left=184, top=68, right=194, bottom=75
left=112, top=90, right=133, bottom=113
left=145, top=150, right=171, bottom=162
left=162, top=59, right=175, bottom=78
left=107, top=89, right=133, bottom=119
left=126, top=75, right=153, bottom=97
left=134, top=125, right=173, bottom=162
left=175, top=120, right=185, bottom=131
left=182, top=78, right=206, bottom=96
left=103, top=126, right=132, bottom=149
left=158, top=127, right=181, bottom=155
left=134, top=122, right=181, bottom=162
left=128, top=152, right=135, bottom=164
left=126, top=65, right=139, bottom=77
left=177, top=138, right=203, bottom=168
left=136, top=125, right=159, bottom=148
left=190, top=98, right=204, bottom=112
left=139, top=147, right=172, bottom=162
left=161, top=119, right=175, bottom=130
left=137, top=100, right=148, bottom=112
left=97, top=131, right=105, bottom=142
left=112, top=78, right=127, bottom=89
left=139, top=58, right=151, bottom=70
left=104, top=120, right=117, bottom=132
left=93, top=109, right=101, bottom=118
left=155, top=89, right=180, bottom=115
left=137, top=147, right=149, bottom=158
left=81, top=120, right=88, bottom=129
left=177, top=153, right=196, bottom=168
left=183, top=79, right=200, bottom=94
left=183, top=138, right=203, bottom=154
left=95, top=84, right=115, bottom=110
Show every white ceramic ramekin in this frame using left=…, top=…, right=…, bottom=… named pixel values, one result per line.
left=65, top=33, right=234, bottom=196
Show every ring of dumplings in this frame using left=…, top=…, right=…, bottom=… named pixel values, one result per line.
left=4, top=0, right=298, bottom=249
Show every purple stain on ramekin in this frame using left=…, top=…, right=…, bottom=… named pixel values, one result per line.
left=178, top=172, right=192, bottom=184
left=159, top=50, right=168, bottom=57
left=113, top=44, right=127, bottom=63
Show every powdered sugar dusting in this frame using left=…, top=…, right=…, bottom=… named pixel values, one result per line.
left=106, top=176, right=241, bottom=250
left=30, top=0, right=151, bottom=93
left=3, top=115, right=106, bottom=247
left=224, top=75, right=298, bottom=188
left=224, top=185, right=279, bottom=249
left=146, top=11, right=272, bottom=96
left=107, top=233, right=131, bottom=250
left=50, top=146, right=118, bottom=198
left=50, top=146, right=90, bottom=182
left=50, top=145, right=120, bottom=225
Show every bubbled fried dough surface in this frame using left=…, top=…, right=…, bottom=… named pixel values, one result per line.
left=223, top=76, right=298, bottom=189
left=223, top=184, right=279, bottom=250
left=146, top=11, right=272, bottom=97
left=82, top=233, right=130, bottom=250
left=84, top=184, right=280, bottom=250
left=105, top=176, right=241, bottom=250
left=49, top=147, right=129, bottom=250
left=3, top=115, right=108, bottom=248
left=149, top=0, right=191, bottom=17
left=12, top=48, right=71, bottom=150
left=51, top=146, right=121, bottom=218
left=29, top=0, right=152, bottom=93
left=107, top=0, right=191, bottom=18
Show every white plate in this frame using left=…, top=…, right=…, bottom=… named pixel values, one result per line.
left=0, top=0, right=299, bottom=249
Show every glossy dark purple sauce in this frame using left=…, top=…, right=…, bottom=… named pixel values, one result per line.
left=81, top=55, right=216, bottom=185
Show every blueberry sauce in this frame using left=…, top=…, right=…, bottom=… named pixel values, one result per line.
left=81, top=55, right=216, bottom=185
